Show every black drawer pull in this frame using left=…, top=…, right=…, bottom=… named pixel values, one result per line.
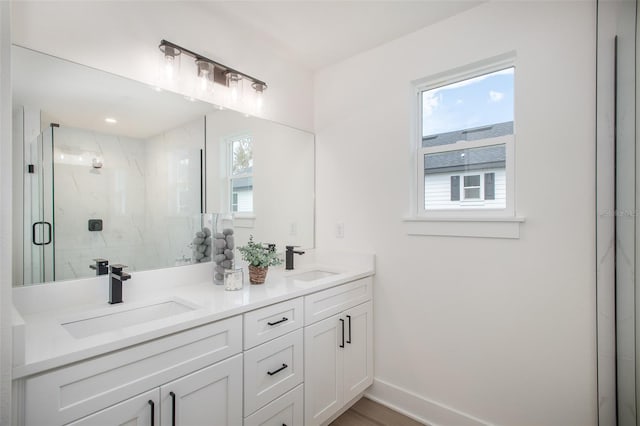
left=267, top=317, right=289, bottom=326
left=169, top=391, right=176, bottom=426
left=267, top=363, right=288, bottom=376
left=339, top=318, right=345, bottom=348
left=346, top=315, right=352, bottom=344
left=148, top=400, right=155, bottom=426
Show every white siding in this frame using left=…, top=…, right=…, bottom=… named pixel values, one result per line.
left=424, top=168, right=506, bottom=210
left=236, top=189, right=253, bottom=213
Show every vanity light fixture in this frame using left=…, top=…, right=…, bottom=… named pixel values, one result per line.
left=158, top=39, right=267, bottom=106
left=104, top=117, right=117, bottom=124
left=252, top=82, right=266, bottom=113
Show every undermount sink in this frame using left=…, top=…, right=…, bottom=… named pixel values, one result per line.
left=61, top=300, right=196, bottom=339
left=288, top=270, right=338, bottom=282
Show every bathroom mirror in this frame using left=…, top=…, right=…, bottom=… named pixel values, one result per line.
left=11, top=45, right=315, bottom=286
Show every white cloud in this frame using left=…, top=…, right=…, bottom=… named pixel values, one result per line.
left=422, top=91, right=440, bottom=117
left=489, top=90, right=504, bottom=102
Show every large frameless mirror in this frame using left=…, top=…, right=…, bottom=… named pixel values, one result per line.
left=11, top=45, right=314, bottom=286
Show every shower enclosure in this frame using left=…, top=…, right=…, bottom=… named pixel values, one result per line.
left=20, top=121, right=205, bottom=285
left=23, top=126, right=54, bottom=285
left=597, top=0, right=640, bottom=425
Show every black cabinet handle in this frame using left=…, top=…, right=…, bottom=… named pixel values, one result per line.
left=267, top=317, right=288, bottom=326
left=346, top=315, right=352, bottom=344
left=148, top=400, right=154, bottom=426
left=339, top=318, right=345, bottom=348
left=169, top=391, right=176, bottom=426
left=267, top=363, right=288, bottom=376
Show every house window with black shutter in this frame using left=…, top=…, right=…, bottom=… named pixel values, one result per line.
left=450, top=176, right=460, bottom=201
left=449, top=173, right=496, bottom=203
left=417, top=61, right=515, bottom=216
left=484, top=172, right=495, bottom=200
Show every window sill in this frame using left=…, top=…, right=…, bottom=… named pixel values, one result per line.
left=402, top=216, right=525, bottom=239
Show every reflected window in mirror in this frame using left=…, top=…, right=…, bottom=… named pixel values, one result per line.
left=229, top=135, right=254, bottom=213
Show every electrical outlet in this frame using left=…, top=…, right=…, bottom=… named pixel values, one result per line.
left=289, top=222, right=297, bottom=236
left=335, top=223, right=344, bottom=239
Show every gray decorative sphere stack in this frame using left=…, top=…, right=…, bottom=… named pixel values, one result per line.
left=192, top=227, right=212, bottom=263
left=214, top=228, right=234, bottom=283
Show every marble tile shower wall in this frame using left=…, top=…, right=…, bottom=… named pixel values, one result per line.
left=53, top=127, right=147, bottom=280
left=143, top=118, right=204, bottom=269
left=53, top=119, right=204, bottom=281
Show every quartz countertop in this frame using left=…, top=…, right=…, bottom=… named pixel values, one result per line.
left=12, top=250, right=375, bottom=379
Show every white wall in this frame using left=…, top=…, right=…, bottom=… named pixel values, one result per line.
left=314, top=2, right=597, bottom=425
left=10, top=1, right=314, bottom=132
left=205, top=109, right=315, bottom=251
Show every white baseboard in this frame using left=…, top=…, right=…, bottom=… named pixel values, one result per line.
left=364, top=378, right=492, bottom=426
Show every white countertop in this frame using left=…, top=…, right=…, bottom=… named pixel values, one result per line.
left=12, top=250, right=375, bottom=379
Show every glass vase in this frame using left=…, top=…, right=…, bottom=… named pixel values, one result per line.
left=212, top=213, right=234, bottom=284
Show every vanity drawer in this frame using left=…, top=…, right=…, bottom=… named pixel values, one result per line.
left=24, top=316, right=242, bottom=426
left=244, top=328, right=303, bottom=416
left=244, top=384, right=303, bottom=426
left=244, top=297, right=304, bottom=349
left=304, top=277, right=372, bottom=325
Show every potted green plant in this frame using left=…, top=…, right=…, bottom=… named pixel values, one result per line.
left=238, top=235, right=282, bottom=284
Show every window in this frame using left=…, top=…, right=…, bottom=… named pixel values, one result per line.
left=228, top=135, right=253, bottom=213
left=417, top=65, right=514, bottom=216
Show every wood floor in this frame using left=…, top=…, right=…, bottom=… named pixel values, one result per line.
left=330, top=397, right=425, bottom=426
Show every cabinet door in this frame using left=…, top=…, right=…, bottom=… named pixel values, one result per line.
left=343, top=301, right=373, bottom=402
left=303, top=314, right=344, bottom=426
left=160, top=354, right=242, bottom=426
left=67, top=388, right=159, bottom=426
left=244, top=384, right=303, bottom=426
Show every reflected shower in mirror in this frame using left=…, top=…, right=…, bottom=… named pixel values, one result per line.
left=11, top=45, right=315, bottom=286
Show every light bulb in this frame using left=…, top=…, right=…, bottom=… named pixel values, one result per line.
left=227, top=73, right=242, bottom=104
left=256, top=91, right=264, bottom=112
left=252, top=82, right=266, bottom=114
left=196, top=60, right=214, bottom=94
left=158, top=43, right=181, bottom=84
left=164, top=55, right=175, bottom=79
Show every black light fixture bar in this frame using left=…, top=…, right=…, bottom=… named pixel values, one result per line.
left=159, top=39, right=267, bottom=89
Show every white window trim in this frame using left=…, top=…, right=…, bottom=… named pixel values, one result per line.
left=405, top=53, right=525, bottom=238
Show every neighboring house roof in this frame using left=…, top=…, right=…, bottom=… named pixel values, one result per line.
left=422, top=121, right=513, bottom=148
left=423, top=121, right=512, bottom=175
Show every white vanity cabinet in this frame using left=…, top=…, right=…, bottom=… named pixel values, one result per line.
left=68, top=355, right=243, bottom=426
left=14, top=266, right=375, bottom=426
left=21, top=316, right=242, bottom=426
left=243, top=298, right=305, bottom=424
left=303, top=278, right=373, bottom=426
left=67, top=389, right=159, bottom=426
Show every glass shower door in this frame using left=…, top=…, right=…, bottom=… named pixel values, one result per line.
left=23, top=127, right=55, bottom=284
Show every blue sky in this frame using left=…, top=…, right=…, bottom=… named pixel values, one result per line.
left=422, top=67, right=514, bottom=137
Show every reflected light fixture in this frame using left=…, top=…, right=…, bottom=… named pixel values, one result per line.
left=158, top=40, right=267, bottom=107
left=159, top=43, right=181, bottom=81
left=196, top=59, right=214, bottom=93
left=227, top=72, right=242, bottom=103
left=252, top=82, right=266, bottom=112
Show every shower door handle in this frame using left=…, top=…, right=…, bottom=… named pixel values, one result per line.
left=32, top=221, right=52, bottom=246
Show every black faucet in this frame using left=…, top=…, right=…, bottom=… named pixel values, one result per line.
left=285, top=246, right=305, bottom=270
left=90, top=258, right=109, bottom=276
left=109, top=264, right=131, bottom=304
